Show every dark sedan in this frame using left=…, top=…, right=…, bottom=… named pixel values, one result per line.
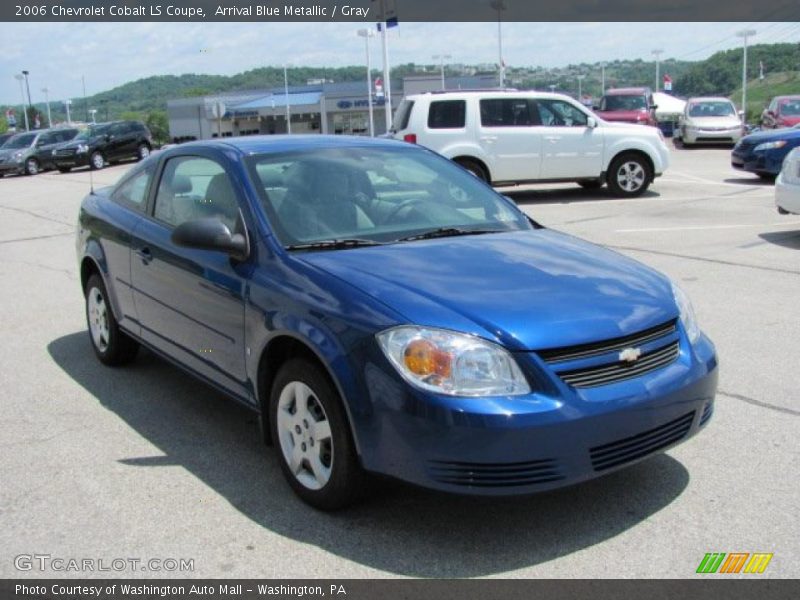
left=731, top=124, right=800, bottom=179
left=77, top=135, right=717, bottom=509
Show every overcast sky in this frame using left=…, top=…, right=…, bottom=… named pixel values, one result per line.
left=1, top=21, right=798, bottom=106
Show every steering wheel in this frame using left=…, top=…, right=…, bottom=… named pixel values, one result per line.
left=382, top=198, right=429, bottom=225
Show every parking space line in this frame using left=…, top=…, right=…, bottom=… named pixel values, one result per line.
left=616, top=222, right=800, bottom=233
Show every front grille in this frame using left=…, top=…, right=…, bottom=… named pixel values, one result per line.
left=697, top=137, right=734, bottom=143
left=538, top=319, right=677, bottom=363
left=558, top=341, right=679, bottom=388
left=428, top=458, right=564, bottom=488
left=590, top=411, right=695, bottom=471
left=55, top=148, right=77, bottom=157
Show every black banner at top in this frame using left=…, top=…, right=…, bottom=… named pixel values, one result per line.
left=2, top=0, right=799, bottom=22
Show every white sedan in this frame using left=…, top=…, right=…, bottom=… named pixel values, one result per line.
left=676, top=97, right=744, bottom=146
left=776, top=147, right=800, bottom=215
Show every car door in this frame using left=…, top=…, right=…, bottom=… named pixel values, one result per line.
left=533, top=98, right=604, bottom=179
left=476, top=97, right=543, bottom=182
left=130, top=153, right=250, bottom=398
left=105, top=123, right=129, bottom=160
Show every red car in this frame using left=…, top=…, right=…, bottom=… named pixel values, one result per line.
left=595, top=87, right=658, bottom=127
left=761, top=95, right=800, bottom=129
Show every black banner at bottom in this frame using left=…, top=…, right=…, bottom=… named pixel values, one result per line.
left=2, top=579, right=799, bottom=600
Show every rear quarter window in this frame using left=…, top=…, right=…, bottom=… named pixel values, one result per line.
left=394, top=100, right=414, bottom=131
left=428, top=100, right=466, bottom=129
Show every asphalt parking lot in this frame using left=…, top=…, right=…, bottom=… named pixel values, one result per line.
left=1, top=144, right=798, bottom=579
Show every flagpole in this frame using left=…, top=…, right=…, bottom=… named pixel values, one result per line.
left=379, top=0, right=392, bottom=132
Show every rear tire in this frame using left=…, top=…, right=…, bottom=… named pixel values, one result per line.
left=24, top=158, right=39, bottom=176
left=270, top=358, right=366, bottom=510
left=606, top=153, right=652, bottom=197
left=454, top=158, right=489, bottom=183
left=85, top=274, right=139, bottom=366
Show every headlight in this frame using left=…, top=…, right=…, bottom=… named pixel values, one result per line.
left=13, top=151, right=24, bottom=162
left=754, top=140, right=787, bottom=152
left=76, top=144, right=89, bottom=153
left=376, top=326, right=531, bottom=396
left=672, top=283, right=700, bottom=344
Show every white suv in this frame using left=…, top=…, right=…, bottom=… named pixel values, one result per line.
left=391, top=90, right=670, bottom=197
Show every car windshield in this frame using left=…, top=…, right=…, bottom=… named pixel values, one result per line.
left=4, top=133, right=36, bottom=149
left=688, top=101, right=736, bottom=117
left=601, top=95, right=646, bottom=111
left=247, top=145, right=533, bottom=249
left=75, top=125, right=110, bottom=140
left=779, top=101, right=800, bottom=116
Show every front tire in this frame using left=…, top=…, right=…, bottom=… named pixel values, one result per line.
left=85, top=274, right=139, bottom=366
left=24, top=158, right=39, bottom=176
left=90, top=151, right=105, bottom=170
left=607, top=153, right=652, bottom=197
left=270, top=358, right=366, bottom=510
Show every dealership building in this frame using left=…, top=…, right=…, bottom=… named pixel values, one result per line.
left=166, top=74, right=498, bottom=142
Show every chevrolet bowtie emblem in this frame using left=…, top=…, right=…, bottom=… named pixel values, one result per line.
left=619, top=347, right=642, bottom=363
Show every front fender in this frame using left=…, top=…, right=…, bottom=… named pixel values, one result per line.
left=605, top=136, right=669, bottom=175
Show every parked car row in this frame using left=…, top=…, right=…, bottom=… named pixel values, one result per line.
left=0, top=120, right=153, bottom=177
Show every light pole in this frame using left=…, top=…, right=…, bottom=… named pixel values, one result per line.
left=489, top=0, right=507, bottom=88
left=432, top=54, right=452, bottom=91
left=358, top=29, right=376, bottom=137
left=41, top=87, right=51, bottom=126
left=14, top=74, right=29, bottom=131
left=64, top=99, right=72, bottom=124
left=548, top=84, right=557, bottom=93
left=89, top=109, right=97, bottom=124
left=577, top=74, right=586, bottom=99
left=599, top=62, right=606, bottom=95
left=21, top=70, right=33, bottom=126
left=652, top=49, right=663, bottom=90
left=283, top=64, right=292, bottom=134
left=737, top=29, right=757, bottom=124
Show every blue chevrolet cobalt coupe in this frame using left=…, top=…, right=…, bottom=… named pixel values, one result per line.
left=77, top=136, right=718, bottom=509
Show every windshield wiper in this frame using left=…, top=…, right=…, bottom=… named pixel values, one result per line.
left=396, top=227, right=503, bottom=243
left=285, top=238, right=386, bottom=251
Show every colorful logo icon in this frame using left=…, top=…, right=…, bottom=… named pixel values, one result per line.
left=696, top=552, right=773, bottom=574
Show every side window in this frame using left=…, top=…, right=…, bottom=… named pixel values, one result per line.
left=37, top=133, right=54, bottom=146
left=154, top=156, right=239, bottom=231
left=534, top=100, right=588, bottom=127
left=394, top=100, right=414, bottom=131
left=480, top=99, right=538, bottom=127
left=111, top=165, right=153, bottom=210
left=428, top=100, right=466, bottom=129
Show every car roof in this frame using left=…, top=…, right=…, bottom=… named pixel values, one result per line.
left=404, top=90, right=579, bottom=102
left=173, top=134, right=410, bottom=155
left=604, top=87, right=650, bottom=95
left=775, top=95, right=800, bottom=101
left=688, top=97, right=734, bottom=103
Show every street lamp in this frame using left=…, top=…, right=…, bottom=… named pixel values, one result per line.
left=548, top=84, right=557, bottom=93
left=737, top=29, right=757, bottom=124
left=432, top=54, right=452, bottom=91
left=283, top=64, right=292, bottom=135
left=576, top=74, right=586, bottom=99
left=14, top=74, right=30, bottom=131
left=89, top=109, right=97, bottom=124
left=652, top=49, right=663, bottom=91
left=21, top=70, right=33, bottom=127
left=599, top=61, right=607, bottom=95
left=357, top=29, right=376, bottom=137
left=64, top=99, right=72, bottom=124
left=41, top=87, right=52, bottom=127
left=489, top=0, right=507, bottom=88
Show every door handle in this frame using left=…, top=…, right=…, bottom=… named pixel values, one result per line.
left=135, top=247, right=153, bottom=264
left=544, top=136, right=561, bottom=142
left=480, top=136, right=498, bottom=143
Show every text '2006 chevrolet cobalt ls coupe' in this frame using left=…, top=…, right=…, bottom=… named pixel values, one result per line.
left=77, top=135, right=718, bottom=509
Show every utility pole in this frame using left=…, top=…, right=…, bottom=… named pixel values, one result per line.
left=489, top=0, right=507, bottom=88
left=22, top=70, right=33, bottom=127
left=41, top=87, right=51, bottom=126
left=577, top=74, right=586, bottom=99
left=736, top=29, right=757, bottom=124
left=433, top=54, right=452, bottom=91
left=651, top=49, right=663, bottom=90
left=14, top=74, right=30, bottom=131
left=358, top=29, right=376, bottom=137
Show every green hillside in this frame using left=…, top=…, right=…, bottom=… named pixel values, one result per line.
left=728, top=71, right=800, bottom=121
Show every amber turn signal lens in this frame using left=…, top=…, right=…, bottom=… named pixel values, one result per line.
left=403, top=339, right=452, bottom=378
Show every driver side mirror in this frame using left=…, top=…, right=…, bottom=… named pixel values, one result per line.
left=586, top=116, right=598, bottom=129
left=171, top=217, right=249, bottom=260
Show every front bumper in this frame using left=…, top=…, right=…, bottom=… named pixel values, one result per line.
left=731, top=150, right=784, bottom=175
left=0, top=161, right=24, bottom=175
left=683, top=128, right=742, bottom=144
left=358, top=333, right=718, bottom=495
left=52, top=152, right=91, bottom=169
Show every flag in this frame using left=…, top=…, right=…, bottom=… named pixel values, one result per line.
left=663, top=74, right=672, bottom=91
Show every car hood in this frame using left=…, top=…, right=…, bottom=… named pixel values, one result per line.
left=684, top=116, right=740, bottom=128
left=298, top=230, right=677, bottom=351
left=595, top=109, right=649, bottom=122
left=741, top=127, right=800, bottom=144
left=777, top=115, right=800, bottom=126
